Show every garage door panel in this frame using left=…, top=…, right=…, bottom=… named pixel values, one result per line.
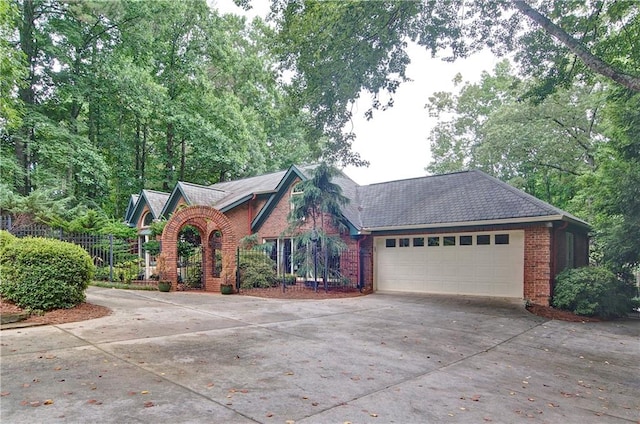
left=376, top=231, right=524, bottom=298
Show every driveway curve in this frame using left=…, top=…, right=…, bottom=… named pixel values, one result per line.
left=1, top=287, right=638, bottom=423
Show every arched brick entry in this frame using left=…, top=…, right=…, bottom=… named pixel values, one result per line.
left=159, top=206, right=237, bottom=292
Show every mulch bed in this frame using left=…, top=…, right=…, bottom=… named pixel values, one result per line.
left=525, top=303, right=600, bottom=322
left=239, top=287, right=367, bottom=299
left=1, top=298, right=111, bottom=326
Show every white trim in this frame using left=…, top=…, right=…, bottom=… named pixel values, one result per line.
left=363, top=215, right=574, bottom=232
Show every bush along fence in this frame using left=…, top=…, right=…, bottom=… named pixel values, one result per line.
left=1, top=220, right=141, bottom=285
left=236, top=246, right=370, bottom=295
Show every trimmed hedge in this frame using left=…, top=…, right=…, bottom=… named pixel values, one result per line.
left=0, top=230, right=17, bottom=255
left=552, top=266, right=636, bottom=318
left=0, top=236, right=94, bottom=311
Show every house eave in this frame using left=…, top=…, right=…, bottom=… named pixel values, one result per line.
left=362, top=214, right=589, bottom=233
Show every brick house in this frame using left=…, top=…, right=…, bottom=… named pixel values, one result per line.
left=126, top=165, right=589, bottom=306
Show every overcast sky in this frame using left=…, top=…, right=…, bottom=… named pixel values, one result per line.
left=213, top=0, right=500, bottom=185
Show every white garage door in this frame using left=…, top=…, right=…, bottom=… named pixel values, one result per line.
left=375, top=231, right=524, bottom=298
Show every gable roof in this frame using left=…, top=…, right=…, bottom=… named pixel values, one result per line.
left=161, top=182, right=227, bottom=218
left=250, top=165, right=310, bottom=231
left=158, top=169, right=291, bottom=220
left=124, top=194, right=139, bottom=223
left=357, top=170, right=588, bottom=230
left=128, top=166, right=588, bottom=233
left=128, top=189, right=170, bottom=227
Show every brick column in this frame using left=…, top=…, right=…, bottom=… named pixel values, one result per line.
left=524, top=226, right=552, bottom=306
left=160, top=206, right=237, bottom=292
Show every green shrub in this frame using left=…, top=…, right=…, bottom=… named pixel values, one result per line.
left=238, top=253, right=278, bottom=289
left=114, top=259, right=141, bottom=284
left=0, top=236, right=94, bottom=311
left=0, top=230, right=17, bottom=255
left=552, top=266, right=636, bottom=318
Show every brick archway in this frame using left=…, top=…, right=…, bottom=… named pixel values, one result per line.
left=159, top=206, right=237, bottom=292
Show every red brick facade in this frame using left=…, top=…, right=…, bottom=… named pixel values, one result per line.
left=146, top=176, right=585, bottom=305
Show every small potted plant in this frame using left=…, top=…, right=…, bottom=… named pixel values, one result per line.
left=220, top=276, right=234, bottom=295
left=158, top=280, right=172, bottom=292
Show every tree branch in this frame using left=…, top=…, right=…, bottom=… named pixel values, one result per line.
left=512, top=0, right=640, bottom=92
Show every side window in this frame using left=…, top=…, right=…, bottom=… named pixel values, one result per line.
left=385, top=239, right=396, bottom=248
left=142, top=212, right=154, bottom=227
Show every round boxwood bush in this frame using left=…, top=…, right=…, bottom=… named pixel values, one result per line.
left=552, top=266, right=636, bottom=318
left=0, top=236, right=94, bottom=311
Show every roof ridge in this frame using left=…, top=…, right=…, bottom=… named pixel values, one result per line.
left=179, top=181, right=227, bottom=192
left=143, top=189, right=170, bottom=196
left=470, top=170, right=569, bottom=216
left=363, top=170, right=471, bottom=187
left=210, top=168, right=292, bottom=187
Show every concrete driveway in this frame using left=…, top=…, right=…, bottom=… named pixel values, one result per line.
left=1, top=287, right=638, bottom=423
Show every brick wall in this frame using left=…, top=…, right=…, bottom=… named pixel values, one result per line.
left=259, top=179, right=299, bottom=239
left=524, top=225, right=552, bottom=306
left=160, top=206, right=237, bottom=293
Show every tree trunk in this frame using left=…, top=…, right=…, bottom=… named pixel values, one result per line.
left=164, top=122, right=175, bottom=190
left=141, top=123, right=147, bottom=187
left=16, top=0, right=37, bottom=195
left=179, top=137, right=186, bottom=181
left=135, top=118, right=141, bottom=173
left=512, top=0, right=640, bottom=92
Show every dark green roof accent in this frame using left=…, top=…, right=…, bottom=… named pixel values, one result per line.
left=251, top=165, right=309, bottom=232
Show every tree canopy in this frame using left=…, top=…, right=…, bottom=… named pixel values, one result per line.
left=1, top=0, right=319, bottom=221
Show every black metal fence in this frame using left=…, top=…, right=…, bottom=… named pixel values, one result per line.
left=1, top=219, right=140, bottom=283
left=236, top=247, right=368, bottom=294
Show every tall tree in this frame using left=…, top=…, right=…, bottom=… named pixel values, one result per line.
left=288, top=163, right=349, bottom=288
left=427, top=61, right=605, bottom=209
left=270, top=0, right=639, bottom=139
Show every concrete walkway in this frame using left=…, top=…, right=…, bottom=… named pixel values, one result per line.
left=1, top=287, right=638, bottom=423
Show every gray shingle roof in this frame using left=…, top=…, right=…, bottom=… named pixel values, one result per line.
left=144, top=190, right=170, bottom=219
left=178, top=182, right=227, bottom=207
left=357, top=170, right=587, bottom=229
left=182, top=166, right=322, bottom=212
left=211, top=170, right=288, bottom=210
left=130, top=166, right=587, bottom=233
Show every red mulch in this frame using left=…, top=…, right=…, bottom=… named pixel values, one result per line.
left=526, top=303, right=600, bottom=322
left=1, top=298, right=111, bottom=326
left=239, top=288, right=368, bottom=299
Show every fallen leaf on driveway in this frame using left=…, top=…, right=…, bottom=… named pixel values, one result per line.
left=43, top=399, right=54, bottom=405
left=144, top=401, right=154, bottom=408
left=0, top=392, right=10, bottom=396
left=30, top=401, right=41, bottom=407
